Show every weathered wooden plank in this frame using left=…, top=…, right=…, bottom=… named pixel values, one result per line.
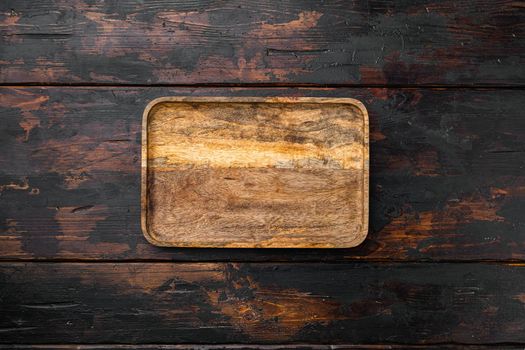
left=0, top=87, right=524, bottom=260
left=0, top=262, right=524, bottom=344
left=0, top=345, right=521, bottom=349
left=0, top=0, right=523, bottom=85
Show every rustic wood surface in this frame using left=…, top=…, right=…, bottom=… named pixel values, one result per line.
left=1, top=87, right=523, bottom=261
left=1, top=262, right=524, bottom=344
left=0, top=0, right=523, bottom=85
left=1, top=0, right=525, bottom=347
left=0, top=348, right=516, bottom=350
left=143, top=98, right=369, bottom=248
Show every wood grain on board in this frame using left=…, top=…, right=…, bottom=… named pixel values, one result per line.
left=0, top=0, right=523, bottom=85
left=1, top=262, right=524, bottom=344
left=143, top=98, right=369, bottom=248
left=1, top=87, right=524, bottom=260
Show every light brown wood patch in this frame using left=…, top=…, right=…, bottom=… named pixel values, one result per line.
left=141, top=97, right=369, bottom=248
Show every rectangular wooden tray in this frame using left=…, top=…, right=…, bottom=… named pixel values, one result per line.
left=141, top=97, right=369, bottom=248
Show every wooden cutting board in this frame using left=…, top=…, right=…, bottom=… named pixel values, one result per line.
left=141, top=97, right=369, bottom=248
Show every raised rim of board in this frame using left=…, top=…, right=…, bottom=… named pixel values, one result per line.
left=141, top=96, right=369, bottom=248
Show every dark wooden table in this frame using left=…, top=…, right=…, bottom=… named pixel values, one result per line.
left=1, top=1, right=524, bottom=348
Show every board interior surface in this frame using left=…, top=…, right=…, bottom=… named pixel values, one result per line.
left=142, top=97, right=369, bottom=248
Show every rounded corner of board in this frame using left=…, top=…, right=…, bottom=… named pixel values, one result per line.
left=142, top=97, right=170, bottom=124
left=141, top=225, right=169, bottom=248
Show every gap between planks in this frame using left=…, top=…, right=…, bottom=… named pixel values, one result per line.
left=0, top=343, right=524, bottom=349
left=1, top=83, right=525, bottom=89
left=0, top=259, right=524, bottom=265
